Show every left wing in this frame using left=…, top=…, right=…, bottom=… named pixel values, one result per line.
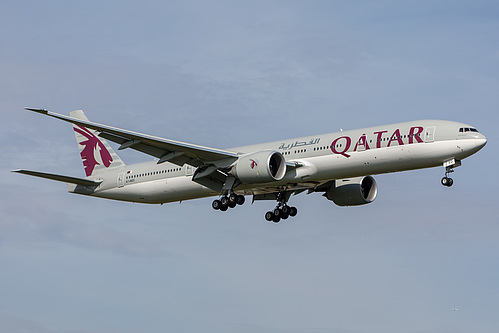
left=24, top=108, right=239, bottom=168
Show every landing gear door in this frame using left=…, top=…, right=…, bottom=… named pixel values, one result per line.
left=117, top=172, right=125, bottom=188
left=425, top=126, right=436, bottom=143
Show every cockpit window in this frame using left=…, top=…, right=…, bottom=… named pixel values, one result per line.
left=459, top=127, right=479, bottom=133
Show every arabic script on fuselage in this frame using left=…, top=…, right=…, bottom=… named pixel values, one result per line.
left=278, top=138, right=321, bottom=150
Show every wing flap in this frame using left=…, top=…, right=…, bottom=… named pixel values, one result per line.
left=13, top=170, right=102, bottom=187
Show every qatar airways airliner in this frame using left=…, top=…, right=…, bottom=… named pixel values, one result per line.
left=14, top=107, right=487, bottom=222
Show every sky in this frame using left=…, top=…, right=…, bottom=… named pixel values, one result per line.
left=1, top=1, right=498, bottom=332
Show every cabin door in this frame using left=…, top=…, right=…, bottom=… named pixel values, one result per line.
left=117, top=172, right=125, bottom=188
left=425, top=126, right=436, bottom=143
left=185, top=165, right=193, bottom=176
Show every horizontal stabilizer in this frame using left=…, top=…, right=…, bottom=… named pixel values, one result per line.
left=23, top=107, right=49, bottom=114
left=12, top=170, right=102, bottom=187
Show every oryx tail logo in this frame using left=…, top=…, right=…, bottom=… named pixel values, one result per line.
left=74, top=125, right=113, bottom=176
left=250, top=159, right=258, bottom=169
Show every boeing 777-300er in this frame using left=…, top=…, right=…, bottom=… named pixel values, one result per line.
left=14, top=108, right=487, bottom=222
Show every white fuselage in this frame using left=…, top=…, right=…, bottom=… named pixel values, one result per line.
left=72, top=119, right=486, bottom=204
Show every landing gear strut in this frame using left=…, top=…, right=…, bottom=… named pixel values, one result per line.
left=441, top=166, right=454, bottom=187
left=441, top=159, right=461, bottom=187
left=264, top=191, right=298, bottom=223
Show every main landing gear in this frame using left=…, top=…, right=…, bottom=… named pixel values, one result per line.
left=212, top=192, right=245, bottom=211
left=264, top=204, right=298, bottom=223
left=212, top=190, right=299, bottom=223
left=264, top=191, right=298, bottom=223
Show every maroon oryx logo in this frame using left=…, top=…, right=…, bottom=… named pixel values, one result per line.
left=73, top=125, right=113, bottom=176
left=250, top=159, right=258, bottom=169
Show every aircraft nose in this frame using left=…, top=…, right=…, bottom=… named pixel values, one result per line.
left=475, top=133, right=487, bottom=150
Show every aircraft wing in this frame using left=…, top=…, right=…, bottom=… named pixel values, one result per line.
left=24, top=108, right=239, bottom=168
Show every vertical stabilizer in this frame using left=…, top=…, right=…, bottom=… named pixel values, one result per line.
left=70, top=110, right=126, bottom=177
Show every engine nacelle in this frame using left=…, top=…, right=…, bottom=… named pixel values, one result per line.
left=232, top=150, right=286, bottom=184
left=325, top=176, right=378, bottom=206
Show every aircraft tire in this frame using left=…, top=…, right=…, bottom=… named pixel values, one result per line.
left=212, top=200, right=222, bottom=210
left=265, top=211, right=274, bottom=221
left=441, top=177, right=453, bottom=187
left=220, top=196, right=229, bottom=206
left=236, top=195, right=245, bottom=205
left=228, top=193, right=237, bottom=205
left=289, top=206, right=298, bottom=217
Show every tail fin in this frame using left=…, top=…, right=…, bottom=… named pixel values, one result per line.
left=70, top=110, right=126, bottom=177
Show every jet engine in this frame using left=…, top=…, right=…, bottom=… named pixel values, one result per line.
left=325, top=176, right=378, bottom=206
left=232, top=150, right=286, bottom=184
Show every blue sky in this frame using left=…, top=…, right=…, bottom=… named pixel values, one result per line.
left=1, top=1, right=498, bottom=332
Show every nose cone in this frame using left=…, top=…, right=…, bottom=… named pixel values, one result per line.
left=475, top=133, right=487, bottom=151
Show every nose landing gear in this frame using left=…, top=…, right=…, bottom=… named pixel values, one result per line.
left=441, top=159, right=461, bottom=187
left=441, top=175, right=454, bottom=187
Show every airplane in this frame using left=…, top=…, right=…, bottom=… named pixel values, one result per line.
left=14, top=107, right=487, bottom=222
